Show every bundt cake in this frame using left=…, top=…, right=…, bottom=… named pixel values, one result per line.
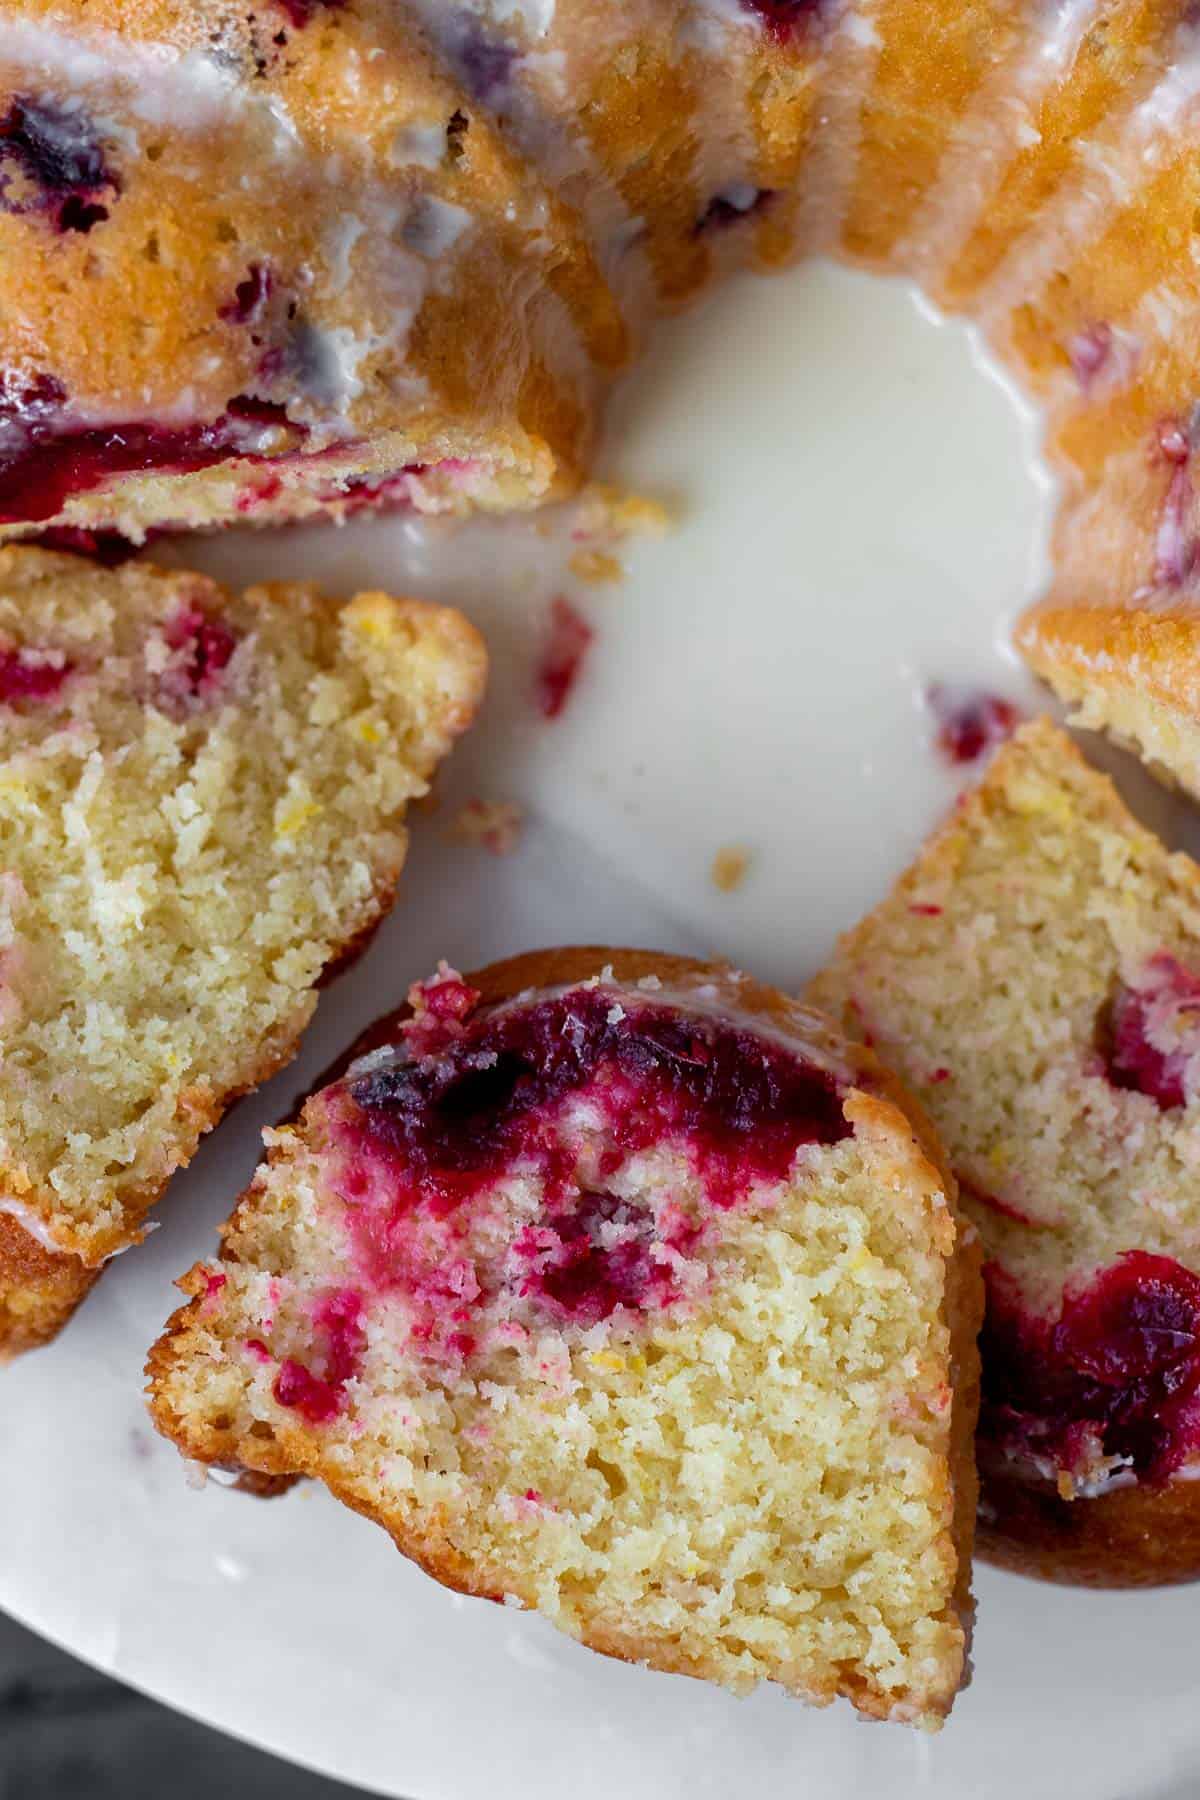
left=0, top=545, right=485, bottom=1355
left=6, top=0, right=1200, bottom=574
left=148, top=946, right=983, bottom=1727
left=809, top=719, right=1200, bottom=1586
left=0, top=0, right=628, bottom=547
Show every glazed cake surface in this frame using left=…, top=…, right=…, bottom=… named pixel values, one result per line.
left=148, top=947, right=982, bottom=1728
left=810, top=720, right=1200, bottom=1583
left=8, top=0, right=1200, bottom=569
left=0, top=0, right=628, bottom=544
left=0, top=546, right=484, bottom=1353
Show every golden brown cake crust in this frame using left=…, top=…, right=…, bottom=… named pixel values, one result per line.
left=978, top=1468, right=1200, bottom=1587
left=148, top=945, right=983, bottom=1724
left=0, top=1212, right=99, bottom=1358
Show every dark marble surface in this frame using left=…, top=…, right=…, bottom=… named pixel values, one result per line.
left=0, top=1610, right=374, bottom=1800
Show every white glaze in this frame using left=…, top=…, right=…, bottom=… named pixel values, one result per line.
left=0, top=1197, right=63, bottom=1255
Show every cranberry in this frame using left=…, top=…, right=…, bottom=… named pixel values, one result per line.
left=738, top=0, right=825, bottom=40
left=271, top=1288, right=365, bottom=1424
left=516, top=1192, right=694, bottom=1325
left=980, top=1254, right=1200, bottom=1485
left=220, top=263, right=273, bottom=327
left=161, top=605, right=239, bottom=705
left=0, top=646, right=70, bottom=704
left=1104, top=955, right=1200, bottom=1109
left=27, top=525, right=141, bottom=565
left=274, top=0, right=344, bottom=26
left=1066, top=324, right=1113, bottom=392
left=1154, top=463, right=1196, bottom=588
left=535, top=596, right=593, bottom=720
left=925, top=683, right=1022, bottom=765
left=0, top=97, right=116, bottom=234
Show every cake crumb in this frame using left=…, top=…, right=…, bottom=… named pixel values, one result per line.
left=569, top=549, right=624, bottom=585
left=574, top=482, right=672, bottom=543
left=712, top=846, right=752, bottom=892
left=450, top=799, right=524, bottom=856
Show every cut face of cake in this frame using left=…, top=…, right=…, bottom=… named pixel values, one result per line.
left=809, top=719, right=1200, bottom=1584
left=1018, top=597, right=1200, bottom=804
left=0, top=547, right=485, bottom=1354
left=0, top=0, right=627, bottom=545
left=148, top=947, right=982, bottom=1728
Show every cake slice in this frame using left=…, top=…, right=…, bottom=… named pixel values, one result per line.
left=0, top=1, right=627, bottom=546
left=0, top=546, right=485, bottom=1354
left=1018, top=596, right=1200, bottom=803
left=148, top=947, right=982, bottom=1728
left=810, top=719, right=1200, bottom=1585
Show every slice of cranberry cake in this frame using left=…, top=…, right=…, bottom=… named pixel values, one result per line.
left=0, top=0, right=626, bottom=547
left=810, top=718, right=1200, bottom=1584
left=0, top=546, right=485, bottom=1355
left=148, top=947, right=982, bottom=1728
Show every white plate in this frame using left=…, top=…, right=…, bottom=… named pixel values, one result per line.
left=3, top=261, right=1198, bottom=1800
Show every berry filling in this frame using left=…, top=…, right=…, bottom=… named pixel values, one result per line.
left=271, top=1289, right=364, bottom=1425
left=347, top=985, right=838, bottom=1357
left=535, top=596, right=593, bottom=719
left=0, top=97, right=116, bottom=234
left=738, top=0, right=825, bottom=41
left=220, top=264, right=273, bottom=327
left=346, top=986, right=849, bottom=1215
left=510, top=1190, right=697, bottom=1326
left=159, top=606, right=239, bottom=707
left=263, top=982, right=853, bottom=1414
left=27, top=525, right=144, bottom=565
left=1103, top=955, right=1200, bottom=1109
left=0, top=393, right=299, bottom=525
left=925, top=683, right=1021, bottom=765
left=0, top=646, right=71, bottom=704
left=981, top=1254, right=1200, bottom=1487
left=274, top=0, right=345, bottom=27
